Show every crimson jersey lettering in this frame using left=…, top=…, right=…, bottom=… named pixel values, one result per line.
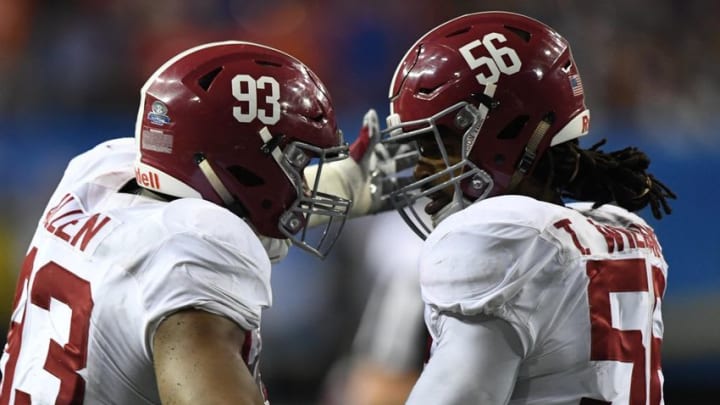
left=42, top=193, right=112, bottom=252
left=585, top=258, right=664, bottom=405
left=1, top=254, right=94, bottom=404
left=588, top=219, right=662, bottom=257
left=554, top=218, right=590, bottom=255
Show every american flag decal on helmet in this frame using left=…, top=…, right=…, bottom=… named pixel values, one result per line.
left=569, top=74, right=584, bottom=96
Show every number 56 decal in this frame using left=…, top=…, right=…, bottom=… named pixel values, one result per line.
left=459, top=32, right=521, bottom=86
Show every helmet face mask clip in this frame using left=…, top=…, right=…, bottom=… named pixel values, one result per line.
left=381, top=100, right=490, bottom=239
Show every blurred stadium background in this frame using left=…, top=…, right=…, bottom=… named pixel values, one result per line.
left=0, top=1, right=718, bottom=404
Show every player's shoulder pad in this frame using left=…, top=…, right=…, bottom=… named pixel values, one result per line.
left=137, top=198, right=272, bottom=334
left=567, top=201, right=650, bottom=228
left=419, top=195, right=562, bottom=315
left=429, top=195, right=565, bottom=246
left=159, top=198, right=266, bottom=259
left=65, top=137, right=135, bottom=175
left=60, top=137, right=136, bottom=189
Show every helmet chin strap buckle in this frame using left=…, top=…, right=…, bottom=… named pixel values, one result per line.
left=508, top=119, right=551, bottom=190
left=517, top=147, right=537, bottom=175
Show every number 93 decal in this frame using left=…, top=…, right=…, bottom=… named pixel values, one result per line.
left=232, top=75, right=281, bottom=125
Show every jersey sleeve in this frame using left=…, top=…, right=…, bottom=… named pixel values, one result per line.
left=419, top=200, right=562, bottom=351
left=54, top=138, right=136, bottom=192
left=406, top=312, right=523, bottom=404
left=44, top=138, right=137, bottom=219
left=133, top=201, right=272, bottom=351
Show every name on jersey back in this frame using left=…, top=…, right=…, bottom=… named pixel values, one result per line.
left=42, top=193, right=113, bottom=252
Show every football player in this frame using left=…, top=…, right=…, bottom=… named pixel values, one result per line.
left=382, top=12, right=676, bottom=404
left=0, top=41, right=395, bottom=404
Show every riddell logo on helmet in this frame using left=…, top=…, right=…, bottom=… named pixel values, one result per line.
left=135, top=168, right=161, bottom=189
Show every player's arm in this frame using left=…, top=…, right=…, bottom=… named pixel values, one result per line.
left=341, top=260, right=425, bottom=405
left=153, top=309, right=265, bottom=405
left=406, top=312, right=523, bottom=405
left=343, top=361, right=420, bottom=405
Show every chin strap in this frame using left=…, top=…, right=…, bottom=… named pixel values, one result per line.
left=194, top=152, right=297, bottom=261
left=194, top=153, right=248, bottom=218
left=507, top=119, right=551, bottom=191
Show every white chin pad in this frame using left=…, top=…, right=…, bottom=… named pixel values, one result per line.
left=386, top=113, right=401, bottom=128
left=385, top=113, right=405, bottom=136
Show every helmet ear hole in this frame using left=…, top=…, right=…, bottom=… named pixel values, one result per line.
left=562, top=60, right=572, bottom=73
left=255, top=59, right=282, bottom=68
left=198, top=67, right=223, bottom=91
left=445, top=26, right=472, bottom=38
left=309, top=114, right=327, bottom=123
left=227, top=165, right=265, bottom=187
left=503, top=25, right=531, bottom=42
left=497, top=115, right=530, bottom=140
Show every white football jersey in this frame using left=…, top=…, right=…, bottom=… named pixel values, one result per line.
left=0, top=138, right=272, bottom=404
left=419, top=195, right=667, bottom=405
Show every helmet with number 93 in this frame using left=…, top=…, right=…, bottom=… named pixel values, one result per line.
left=384, top=12, right=591, bottom=238
left=134, top=41, right=350, bottom=257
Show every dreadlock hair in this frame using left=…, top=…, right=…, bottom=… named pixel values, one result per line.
left=533, top=139, right=677, bottom=220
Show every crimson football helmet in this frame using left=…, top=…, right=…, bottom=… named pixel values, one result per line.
left=134, top=41, right=350, bottom=257
left=383, top=12, right=591, bottom=238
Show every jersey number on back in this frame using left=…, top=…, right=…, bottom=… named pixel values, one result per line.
left=1, top=247, right=93, bottom=405
left=583, top=258, right=665, bottom=405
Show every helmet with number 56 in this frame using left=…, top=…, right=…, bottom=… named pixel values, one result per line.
left=384, top=12, right=591, bottom=238
left=135, top=41, right=350, bottom=257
